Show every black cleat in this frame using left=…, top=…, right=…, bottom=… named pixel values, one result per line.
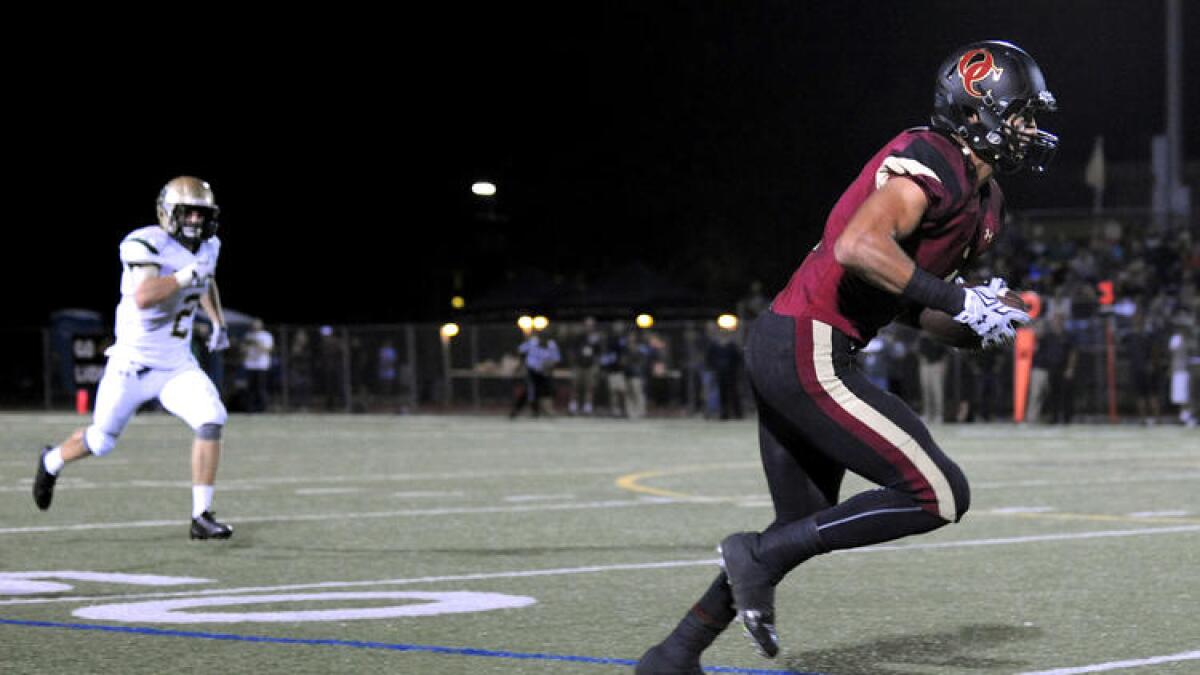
left=190, top=511, right=233, bottom=540
left=33, top=446, right=57, bottom=511
left=719, top=532, right=780, bottom=658
left=634, top=643, right=703, bottom=675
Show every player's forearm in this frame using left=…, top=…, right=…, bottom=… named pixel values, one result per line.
left=834, top=229, right=919, bottom=294
left=134, top=275, right=185, bottom=309
left=200, top=280, right=225, bottom=327
left=834, top=177, right=933, bottom=296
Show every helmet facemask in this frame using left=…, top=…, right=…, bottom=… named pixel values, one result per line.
left=166, top=204, right=220, bottom=250
left=981, top=94, right=1059, bottom=175
left=156, top=176, right=220, bottom=251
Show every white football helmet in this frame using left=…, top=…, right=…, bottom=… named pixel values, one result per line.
left=157, top=176, right=220, bottom=250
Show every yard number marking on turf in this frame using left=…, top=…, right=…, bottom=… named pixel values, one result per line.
left=0, top=572, right=535, bottom=623
left=73, top=591, right=536, bottom=623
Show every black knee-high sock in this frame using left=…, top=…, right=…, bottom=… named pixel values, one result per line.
left=691, top=571, right=736, bottom=628
left=663, top=572, right=734, bottom=654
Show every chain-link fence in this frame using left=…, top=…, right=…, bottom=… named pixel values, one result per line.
left=11, top=312, right=1197, bottom=424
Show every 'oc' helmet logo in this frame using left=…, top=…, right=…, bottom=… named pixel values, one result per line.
left=957, top=48, right=1004, bottom=99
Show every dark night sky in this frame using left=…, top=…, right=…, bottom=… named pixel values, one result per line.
left=11, top=2, right=1200, bottom=326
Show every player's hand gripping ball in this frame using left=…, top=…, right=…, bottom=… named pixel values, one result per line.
left=920, top=286, right=1029, bottom=350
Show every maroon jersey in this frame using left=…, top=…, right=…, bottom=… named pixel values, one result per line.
left=772, top=127, right=1004, bottom=344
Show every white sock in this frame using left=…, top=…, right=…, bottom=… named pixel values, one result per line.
left=192, top=485, right=214, bottom=518
left=44, top=448, right=66, bottom=475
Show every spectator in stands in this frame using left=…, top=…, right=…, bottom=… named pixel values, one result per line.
left=568, top=317, right=604, bottom=416
left=241, top=319, right=273, bottom=413
left=916, top=334, right=948, bottom=425
left=509, top=331, right=561, bottom=418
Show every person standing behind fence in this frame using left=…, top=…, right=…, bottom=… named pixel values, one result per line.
left=509, top=332, right=561, bottom=418
left=1029, top=314, right=1077, bottom=424
left=600, top=323, right=629, bottom=417
left=289, top=329, right=313, bottom=411
left=706, top=328, right=743, bottom=420
left=965, top=345, right=1001, bottom=422
left=568, top=317, right=604, bottom=416
left=916, top=334, right=948, bottom=425
left=241, top=318, right=273, bottom=413
left=1125, top=310, right=1163, bottom=425
left=1168, top=312, right=1196, bottom=426
left=377, top=339, right=399, bottom=412
left=319, top=326, right=346, bottom=411
left=624, top=331, right=650, bottom=419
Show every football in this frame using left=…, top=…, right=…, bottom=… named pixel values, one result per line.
left=918, top=288, right=1028, bottom=349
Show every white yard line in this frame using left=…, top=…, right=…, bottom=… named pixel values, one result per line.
left=0, top=464, right=658, bottom=492
left=2, top=523, right=1197, bottom=607
left=1019, top=649, right=1200, bottom=674
left=0, top=498, right=672, bottom=535
left=5, top=470, right=1197, bottom=495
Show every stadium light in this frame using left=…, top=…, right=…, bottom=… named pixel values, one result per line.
left=517, top=315, right=534, bottom=335
left=440, top=323, right=460, bottom=340
left=636, top=313, right=654, bottom=329
left=450, top=295, right=466, bottom=310
left=471, top=181, right=497, bottom=197
left=532, top=315, right=549, bottom=331
left=717, top=314, right=739, bottom=331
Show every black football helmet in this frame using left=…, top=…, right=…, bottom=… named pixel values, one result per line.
left=157, top=176, right=220, bottom=250
left=932, top=40, right=1058, bottom=174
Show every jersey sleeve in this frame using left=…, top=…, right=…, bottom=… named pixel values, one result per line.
left=875, top=132, right=971, bottom=223
left=119, top=232, right=165, bottom=267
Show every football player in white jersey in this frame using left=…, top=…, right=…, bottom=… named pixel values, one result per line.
left=34, top=176, right=235, bottom=540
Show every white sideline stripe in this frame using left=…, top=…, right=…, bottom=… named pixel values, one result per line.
left=1019, top=649, right=1200, bottom=674
left=3, top=523, right=1197, bottom=607
left=0, top=464, right=652, bottom=493
left=5, top=471, right=1198, bottom=495
left=0, top=499, right=661, bottom=535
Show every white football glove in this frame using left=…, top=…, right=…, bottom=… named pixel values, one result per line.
left=173, top=263, right=205, bottom=287
left=173, top=250, right=217, bottom=288
left=953, top=277, right=1031, bottom=349
left=207, top=325, right=230, bottom=353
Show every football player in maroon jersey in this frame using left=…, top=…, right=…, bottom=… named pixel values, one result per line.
left=638, top=40, right=1053, bottom=672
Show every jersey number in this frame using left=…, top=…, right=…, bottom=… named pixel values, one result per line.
left=171, top=294, right=202, bottom=339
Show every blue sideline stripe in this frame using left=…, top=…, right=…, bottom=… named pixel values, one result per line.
left=0, top=618, right=816, bottom=674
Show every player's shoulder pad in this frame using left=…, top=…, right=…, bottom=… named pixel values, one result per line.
left=204, top=235, right=222, bottom=259
left=119, top=225, right=169, bottom=266
left=886, top=127, right=973, bottom=210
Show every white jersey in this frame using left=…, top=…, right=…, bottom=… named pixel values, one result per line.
left=105, top=225, right=222, bottom=369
